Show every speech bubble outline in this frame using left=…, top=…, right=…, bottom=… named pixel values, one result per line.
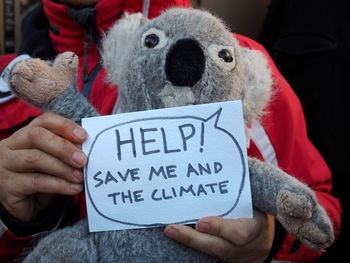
left=84, top=107, right=247, bottom=227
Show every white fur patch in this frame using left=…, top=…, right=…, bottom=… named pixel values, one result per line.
left=240, top=47, right=273, bottom=122
left=102, top=13, right=147, bottom=85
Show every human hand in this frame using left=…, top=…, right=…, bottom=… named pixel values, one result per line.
left=0, top=113, right=87, bottom=222
left=164, top=210, right=275, bottom=263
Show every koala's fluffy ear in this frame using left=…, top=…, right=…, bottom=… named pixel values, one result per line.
left=239, top=47, right=273, bottom=124
left=102, top=13, right=148, bottom=85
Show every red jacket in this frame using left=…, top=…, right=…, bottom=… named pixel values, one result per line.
left=0, top=0, right=341, bottom=262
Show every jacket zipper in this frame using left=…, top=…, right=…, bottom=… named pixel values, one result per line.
left=82, top=62, right=102, bottom=99
left=81, top=8, right=101, bottom=99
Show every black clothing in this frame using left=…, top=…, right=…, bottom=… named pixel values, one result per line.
left=259, top=0, right=350, bottom=261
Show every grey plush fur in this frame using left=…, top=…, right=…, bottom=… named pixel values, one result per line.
left=10, top=8, right=334, bottom=262
left=24, top=220, right=215, bottom=262
left=46, top=85, right=98, bottom=123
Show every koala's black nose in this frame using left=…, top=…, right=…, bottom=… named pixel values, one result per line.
left=165, top=39, right=205, bottom=87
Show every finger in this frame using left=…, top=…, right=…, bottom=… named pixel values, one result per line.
left=5, top=149, right=83, bottom=184
left=30, top=113, right=87, bottom=141
left=11, top=172, right=83, bottom=196
left=164, top=224, right=235, bottom=258
left=196, top=214, right=264, bottom=246
left=9, top=125, right=87, bottom=168
left=12, top=113, right=87, bottom=148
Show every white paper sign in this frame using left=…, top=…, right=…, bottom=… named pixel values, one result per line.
left=82, top=100, right=252, bottom=232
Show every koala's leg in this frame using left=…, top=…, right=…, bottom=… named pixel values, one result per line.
left=248, top=157, right=334, bottom=250
left=26, top=225, right=216, bottom=262
left=24, top=220, right=98, bottom=263
left=92, top=227, right=216, bottom=263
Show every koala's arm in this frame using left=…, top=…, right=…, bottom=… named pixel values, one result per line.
left=10, top=52, right=99, bottom=123
left=248, top=157, right=334, bottom=251
left=45, top=85, right=99, bottom=123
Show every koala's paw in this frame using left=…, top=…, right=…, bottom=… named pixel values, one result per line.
left=10, top=52, right=78, bottom=108
left=276, top=189, right=334, bottom=250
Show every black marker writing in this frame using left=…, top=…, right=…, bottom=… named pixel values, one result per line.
left=116, top=128, right=136, bottom=160
left=200, top=122, right=204, bottom=152
left=151, top=180, right=229, bottom=201
left=140, top=127, right=160, bottom=155
left=178, top=124, right=195, bottom=151
left=115, top=124, right=199, bottom=161
left=108, top=190, right=144, bottom=205
left=148, top=165, right=177, bottom=181
left=93, top=168, right=140, bottom=188
left=187, top=162, right=223, bottom=177
left=161, top=128, right=181, bottom=154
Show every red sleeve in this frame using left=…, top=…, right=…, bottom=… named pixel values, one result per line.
left=238, top=34, right=342, bottom=262
left=0, top=228, right=32, bottom=263
left=0, top=54, right=16, bottom=71
left=0, top=54, right=42, bottom=140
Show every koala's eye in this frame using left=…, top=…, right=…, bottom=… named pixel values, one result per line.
left=144, top=34, right=159, bottom=48
left=208, top=44, right=236, bottom=71
left=218, top=49, right=233, bottom=63
left=141, top=28, right=168, bottom=49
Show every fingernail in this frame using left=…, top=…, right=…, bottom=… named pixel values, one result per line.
left=73, top=127, right=87, bottom=139
left=71, top=184, right=83, bottom=193
left=72, top=151, right=86, bottom=166
left=164, top=227, right=179, bottom=238
left=197, top=222, right=210, bottom=233
left=73, top=169, right=84, bottom=182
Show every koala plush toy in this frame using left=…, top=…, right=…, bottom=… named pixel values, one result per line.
left=10, top=8, right=334, bottom=263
